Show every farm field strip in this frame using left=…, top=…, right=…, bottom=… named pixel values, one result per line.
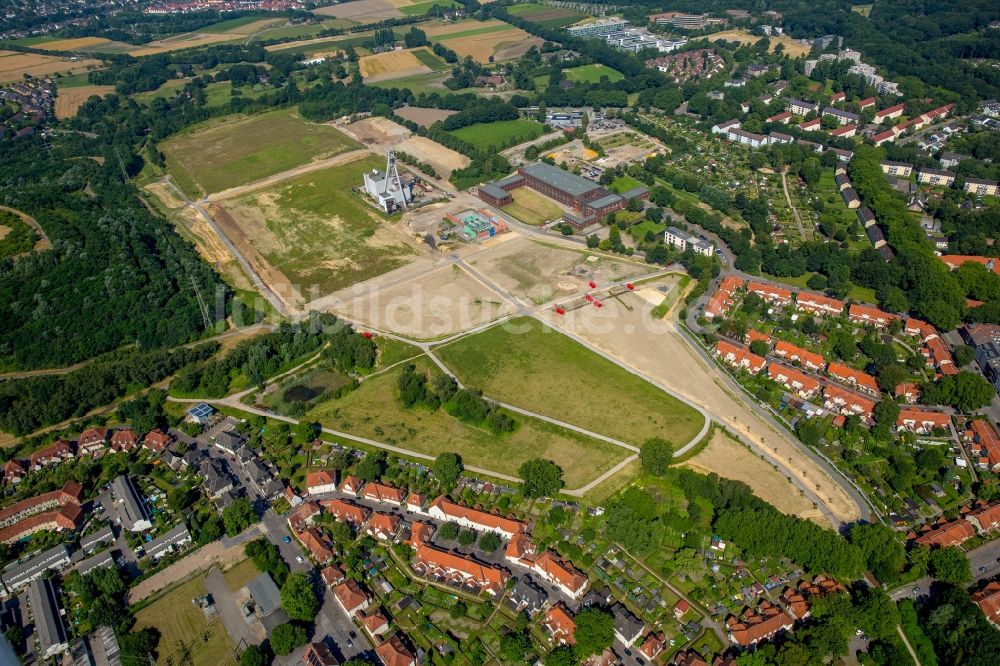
left=0, top=50, right=102, bottom=83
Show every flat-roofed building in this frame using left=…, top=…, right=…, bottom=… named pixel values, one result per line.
left=28, top=577, right=68, bottom=658
left=110, top=475, right=152, bottom=532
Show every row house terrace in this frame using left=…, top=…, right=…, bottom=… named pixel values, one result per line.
left=848, top=304, right=897, bottom=328
left=705, top=275, right=744, bottom=319
left=714, top=340, right=766, bottom=375
left=768, top=363, right=820, bottom=398
left=362, top=482, right=406, bottom=506
left=826, top=362, right=879, bottom=396
left=794, top=292, right=844, bottom=317
left=746, top=281, right=792, bottom=306
left=896, top=408, right=951, bottom=434
left=822, top=384, right=876, bottom=422
left=773, top=341, right=826, bottom=372
left=726, top=601, right=794, bottom=647
left=966, top=419, right=1000, bottom=472
left=427, top=496, right=525, bottom=537
left=505, top=532, right=589, bottom=599
left=924, top=337, right=957, bottom=376
left=411, top=544, right=509, bottom=596
left=543, top=603, right=577, bottom=646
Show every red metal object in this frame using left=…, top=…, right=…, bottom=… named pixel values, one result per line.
left=362, top=332, right=373, bottom=339
left=585, top=294, right=594, bottom=302
left=594, top=301, right=603, bottom=308
left=626, top=283, right=634, bottom=290
left=588, top=280, right=596, bottom=288
left=555, top=307, right=565, bottom=315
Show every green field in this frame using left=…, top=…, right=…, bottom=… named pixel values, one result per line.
left=450, top=119, right=545, bottom=152
left=564, top=63, right=624, bottom=84
left=266, top=30, right=405, bottom=56
left=307, top=355, right=628, bottom=488
left=161, top=108, right=360, bottom=196
left=133, top=574, right=236, bottom=666
left=222, top=154, right=415, bottom=295
left=609, top=174, right=644, bottom=194
left=412, top=47, right=450, bottom=71
left=435, top=318, right=705, bottom=447
left=506, top=2, right=588, bottom=28
left=502, top=188, right=563, bottom=226
left=370, top=71, right=453, bottom=95
left=196, top=16, right=273, bottom=33
left=401, top=0, right=461, bottom=16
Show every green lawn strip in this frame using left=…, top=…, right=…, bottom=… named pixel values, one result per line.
left=400, top=0, right=461, bottom=16
left=222, top=154, right=414, bottom=294
left=196, top=16, right=273, bottom=33
left=306, top=355, right=628, bottom=488
left=565, top=64, right=624, bottom=83
left=434, top=317, right=704, bottom=447
left=160, top=107, right=360, bottom=197
left=609, top=174, right=644, bottom=194
left=430, top=23, right=514, bottom=42
left=412, top=47, right=450, bottom=71
left=448, top=119, right=545, bottom=152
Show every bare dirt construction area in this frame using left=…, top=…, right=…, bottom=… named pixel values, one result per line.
left=394, top=105, right=457, bottom=127
left=396, top=135, right=469, bottom=178
left=685, top=429, right=824, bottom=522
left=468, top=237, right=649, bottom=305
left=168, top=205, right=260, bottom=302
left=534, top=280, right=861, bottom=525
left=55, top=85, right=114, bottom=118
left=332, top=262, right=516, bottom=338
left=344, top=115, right=410, bottom=144
left=314, top=0, right=404, bottom=20
left=0, top=50, right=102, bottom=84
left=144, top=182, right=185, bottom=210
left=359, top=49, right=429, bottom=81
left=703, top=30, right=811, bottom=57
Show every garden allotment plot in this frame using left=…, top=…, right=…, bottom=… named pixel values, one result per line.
left=160, top=108, right=361, bottom=197
left=216, top=155, right=416, bottom=303
left=435, top=317, right=705, bottom=447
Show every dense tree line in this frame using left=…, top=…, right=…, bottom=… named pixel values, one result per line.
left=0, top=344, right=216, bottom=436
left=396, top=365, right=518, bottom=435
left=171, top=313, right=344, bottom=397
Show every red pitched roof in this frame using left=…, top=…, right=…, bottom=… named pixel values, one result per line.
left=143, top=429, right=172, bottom=452
left=0, top=502, right=83, bottom=543
left=904, top=318, right=937, bottom=341
left=827, top=362, right=879, bottom=394
left=767, top=362, right=820, bottom=395
left=78, top=427, right=109, bottom=447
left=940, top=255, right=1000, bottom=275
left=874, top=103, right=904, bottom=119
left=367, top=512, right=401, bottom=539
left=288, top=501, right=321, bottom=530
left=715, top=340, right=766, bottom=374
left=747, top=280, right=792, bottom=302
left=428, top=496, right=524, bottom=535
left=340, top=475, right=363, bottom=494
left=544, top=603, right=576, bottom=645
left=358, top=607, right=389, bottom=635
left=110, top=428, right=138, bottom=451
left=533, top=551, right=587, bottom=595
left=823, top=384, right=876, bottom=417
left=972, top=581, right=1000, bottom=628
left=305, top=469, right=336, bottom=490
left=915, top=519, right=974, bottom=547
left=795, top=292, right=844, bottom=314
left=971, top=420, right=1000, bottom=469
left=333, top=579, right=369, bottom=613
left=412, top=545, right=509, bottom=593
left=408, top=521, right=436, bottom=548
left=967, top=501, right=1000, bottom=533
left=726, top=602, right=794, bottom=647
left=774, top=340, right=826, bottom=370
left=640, top=632, right=666, bottom=658
left=898, top=408, right=951, bottom=431
left=302, top=642, right=337, bottom=666
left=375, top=634, right=415, bottom=666
left=296, top=527, right=334, bottom=563
left=320, top=564, right=345, bottom=586
left=322, top=498, right=370, bottom=525
left=362, top=482, right=406, bottom=504
left=848, top=303, right=896, bottom=326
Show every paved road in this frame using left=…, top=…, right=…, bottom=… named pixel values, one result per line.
left=891, top=538, right=1000, bottom=601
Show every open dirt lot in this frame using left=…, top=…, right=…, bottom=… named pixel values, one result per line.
left=394, top=105, right=457, bottom=126
left=703, top=30, right=811, bottom=57
left=396, top=135, right=469, bottom=178
left=494, top=35, right=544, bottom=61
left=467, top=236, right=649, bottom=305
left=685, top=429, right=824, bottom=522
left=359, top=49, right=428, bottom=80
left=0, top=50, right=102, bottom=84
left=314, top=0, right=404, bottom=20
left=332, top=262, right=515, bottom=338
left=55, top=84, right=114, bottom=118
left=144, top=182, right=185, bottom=210
left=345, top=115, right=410, bottom=143
left=439, top=27, right=533, bottom=63
left=534, top=280, right=860, bottom=524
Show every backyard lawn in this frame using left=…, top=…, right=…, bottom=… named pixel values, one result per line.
left=502, top=188, right=564, bottom=226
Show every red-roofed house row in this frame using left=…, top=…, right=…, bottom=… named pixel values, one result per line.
left=412, top=545, right=509, bottom=596
left=715, top=340, right=767, bottom=375
left=822, top=385, right=876, bottom=422
left=848, top=304, right=897, bottom=328
left=427, top=496, right=524, bottom=537
left=794, top=292, right=844, bottom=317
left=827, top=362, right=879, bottom=396
left=897, top=408, right=950, bottom=434
left=726, top=601, right=794, bottom=647
left=774, top=341, right=826, bottom=372
left=747, top=281, right=793, bottom=306
left=768, top=363, right=820, bottom=398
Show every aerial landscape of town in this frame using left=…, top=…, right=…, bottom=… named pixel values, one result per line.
left=2, top=0, right=1000, bottom=665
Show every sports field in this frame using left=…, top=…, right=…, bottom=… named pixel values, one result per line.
left=564, top=63, right=624, bottom=84
left=502, top=188, right=563, bottom=226
left=307, top=355, right=628, bottom=488
left=219, top=154, right=416, bottom=299
left=160, top=108, right=360, bottom=197
left=435, top=317, right=705, bottom=446
left=132, top=574, right=236, bottom=666
left=450, top=119, right=545, bottom=152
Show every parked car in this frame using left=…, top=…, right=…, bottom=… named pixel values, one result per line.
left=283, top=535, right=291, bottom=544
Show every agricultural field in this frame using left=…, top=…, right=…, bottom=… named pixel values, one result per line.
left=400, top=0, right=461, bottom=16
left=426, top=18, right=535, bottom=62
left=0, top=50, right=102, bottom=84
left=564, top=63, right=624, bottom=84
left=34, top=36, right=113, bottom=51
left=217, top=154, right=417, bottom=304
left=359, top=47, right=445, bottom=82
left=703, top=30, right=812, bottom=57
left=160, top=108, right=361, bottom=197
left=467, top=236, right=648, bottom=305
left=369, top=71, right=451, bottom=95
left=132, top=574, right=236, bottom=666
left=313, top=0, right=407, bottom=21
left=505, top=2, right=588, bottom=28
left=435, top=316, right=705, bottom=446
left=248, top=18, right=357, bottom=42
left=395, top=135, right=469, bottom=177
left=449, top=118, right=545, bottom=152
left=54, top=85, right=114, bottom=118
left=502, top=188, right=564, bottom=226
left=307, top=355, right=629, bottom=488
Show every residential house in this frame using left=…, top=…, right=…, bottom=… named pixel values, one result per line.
left=773, top=341, right=826, bottom=371
left=881, top=161, right=913, bottom=177
left=904, top=318, right=938, bottom=342
left=914, top=518, right=974, bottom=548
left=786, top=99, right=818, bottom=116
left=362, top=482, right=406, bottom=506
left=848, top=304, right=896, bottom=328
left=143, top=429, right=172, bottom=453
left=508, top=575, right=547, bottom=615
left=110, top=428, right=138, bottom=452
left=895, top=383, right=921, bottom=404
left=366, top=512, right=401, bottom=541
left=543, top=603, right=577, bottom=645
left=375, top=634, right=416, bottom=666
left=612, top=603, right=644, bottom=645
left=830, top=124, right=857, bottom=138
left=767, top=363, right=820, bottom=398
left=795, top=292, right=844, bottom=317
left=822, top=107, right=859, bottom=125
left=408, top=521, right=436, bottom=549
left=715, top=340, right=766, bottom=374
left=27, top=578, right=68, bottom=659
left=77, top=428, right=109, bottom=456
left=3, top=460, right=24, bottom=484
left=969, top=420, right=1000, bottom=472
left=406, top=493, right=427, bottom=514
left=305, top=470, right=338, bottom=496
left=144, top=523, right=192, bottom=561
left=874, top=104, right=905, bottom=123
left=726, top=601, right=794, bottom=647
left=340, top=475, right=363, bottom=496
left=823, top=385, right=876, bottom=421
left=527, top=550, right=589, bottom=599
left=411, top=545, right=510, bottom=596
left=972, top=582, right=1000, bottom=628
left=964, top=178, right=999, bottom=197
left=322, top=498, right=370, bottom=526
left=799, top=118, right=821, bottom=132
left=917, top=168, right=956, bottom=187
left=766, top=111, right=792, bottom=124
left=827, top=362, right=879, bottom=395
left=966, top=500, right=1000, bottom=534
left=841, top=187, right=861, bottom=209
left=29, top=440, right=73, bottom=471
left=640, top=632, right=667, bottom=660
left=897, top=408, right=950, bottom=434
left=333, top=579, right=370, bottom=616
left=0, top=545, right=72, bottom=597
left=0, top=481, right=84, bottom=545
left=858, top=97, right=876, bottom=110
left=746, top=281, right=792, bottom=306
left=358, top=607, right=390, bottom=637
left=287, top=501, right=321, bottom=531
left=110, top=475, right=152, bottom=532
left=427, top=496, right=525, bottom=536
left=296, top=527, right=334, bottom=564
left=303, top=642, right=339, bottom=666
